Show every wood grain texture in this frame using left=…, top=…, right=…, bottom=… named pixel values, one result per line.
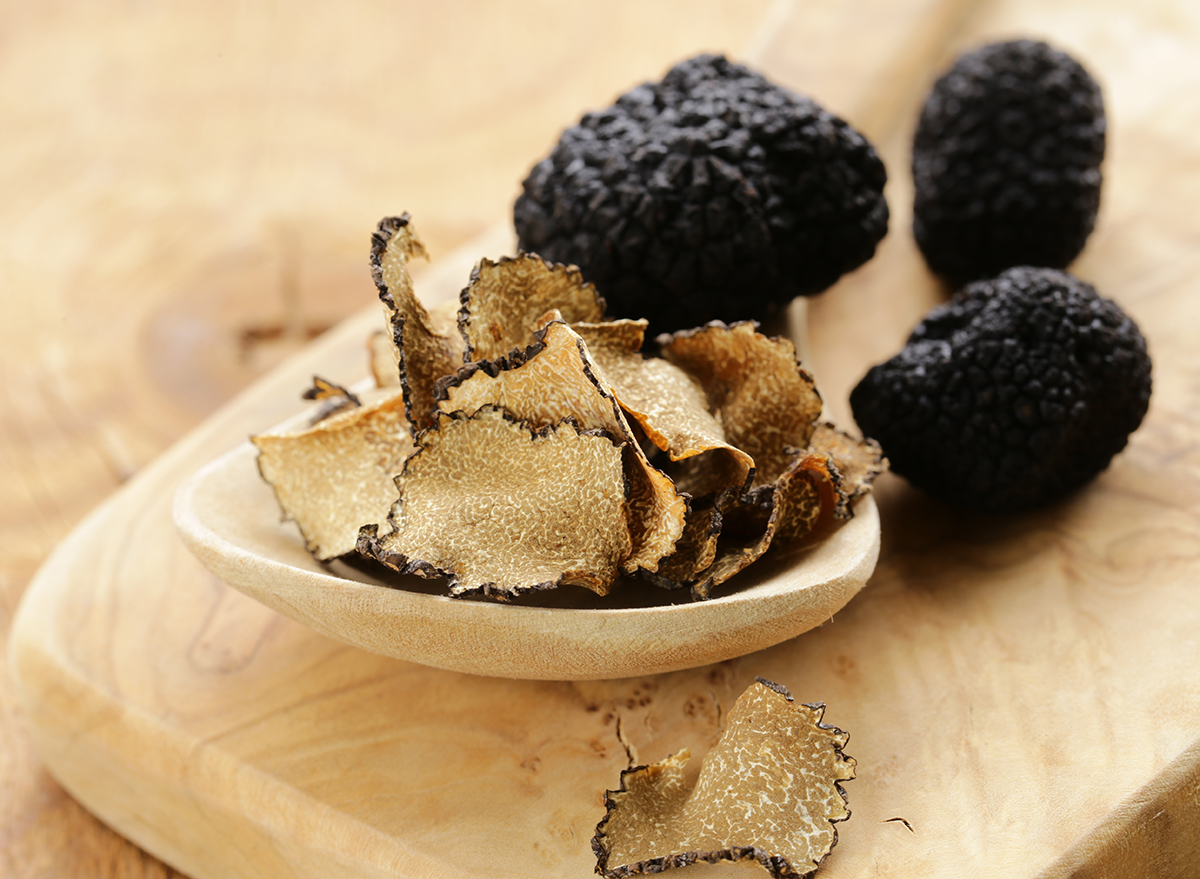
left=0, top=2, right=779, bottom=875
left=9, top=0, right=1200, bottom=877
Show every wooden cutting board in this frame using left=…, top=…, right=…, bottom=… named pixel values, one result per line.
left=12, top=0, right=1200, bottom=877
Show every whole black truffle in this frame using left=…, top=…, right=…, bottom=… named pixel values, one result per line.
left=514, top=54, right=888, bottom=335
left=912, top=40, right=1106, bottom=284
left=850, top=267, right=1150, bottom=512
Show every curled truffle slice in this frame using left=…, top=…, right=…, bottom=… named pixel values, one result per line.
left=370, top=214, right=465, bottom=430
left=302, top=375, right=362, bottom=423
left=253, top=387, right=413, bottom=561
left=358, top=406, right=631, bottom=600
left=807, top=423, right=887, bottom=520
left=689, top=451, right=832, bottom=599
left=458, top=253, right=606, bottom=363
left=594, top=678, right=854, bottom=879
left=437, top=320, right=687, bottom=575
left=588, top=334, right=754, bottom=501
left=660, top=322, right=823, bottom=486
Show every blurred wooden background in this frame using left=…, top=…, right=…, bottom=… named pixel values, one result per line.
left=5, top=0, right=1200, bottom=875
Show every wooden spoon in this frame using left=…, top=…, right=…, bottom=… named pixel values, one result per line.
left=171, top=226, right=880, bottom=680
left=174, top=437, right=879, bottom=680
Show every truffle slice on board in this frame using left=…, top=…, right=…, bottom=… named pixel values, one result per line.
left=659, top=322, right=823, bottom=487
left=370, top=214, right=465, bottom=431
left=358, top=406, right=631, bottom=600
left=436, top=320, right=687, bottom=575
left=457, top=253, right=606, bottom=363
left=253, top=387, right=413, bottom=561
left=594, top=678, right=854, bottom=879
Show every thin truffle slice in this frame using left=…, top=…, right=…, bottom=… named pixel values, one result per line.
left=368, top=296, right=463, bottom=390
left=359, top=406, right=631, bottom=600
left=370, top=214, right=464, bottom=430
left=458, top=253, right=606, bottom=363
left=589, top=333, right=754, bottom=501
left=254, top=387, right=413, bottom=560
left=302, top=375, right=362, bottom=423
left=690, top=452, right=831, bottom=599
left=660, top=322, right=822, bottom=487
left=569, top=318, right=650, bottom=360
left=557, top=313, right=752, bottom=496
left=648, top=493, right=726, bottom=586
left=806, top=423, right=887, bottom=520
left=594, top=678, right=854, bottom=878
left=437, top=320, right=687, bottom=575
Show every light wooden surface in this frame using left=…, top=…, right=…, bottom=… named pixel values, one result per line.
left=7, top=0, right=1200, bottom=877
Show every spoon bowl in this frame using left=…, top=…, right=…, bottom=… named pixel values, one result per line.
left=174, top=436, right=879, bottom=680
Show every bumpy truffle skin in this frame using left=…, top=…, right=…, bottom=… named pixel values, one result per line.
left=912, top=40, right=1106, bottom=284
left=850, top=267, right=1150, bottom=512
left=514, top=54, right=888, bottom=335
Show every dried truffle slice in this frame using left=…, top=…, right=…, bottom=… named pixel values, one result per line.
left=370, top=214, right=465, bottom=430
left=589, top=335, right=754, bottom=501
left=569, top=318, right=650, bottom=358
left=253, top=387, right=413, bottom=560
left=358, top=406, right=631, bottom=599
left=303, top=375, right=361, bottom=407
left=594, top=678, right=854, bottom=878
left=302, top=375, right=362, bottom=423
left=647, top=492, right=726, bottom=586
left=806, top=423, right=887, bottom=520
left=458, top=253, right=606, bottom=363
left=685, top=429, right=883, bottom=595
left=437, top=320, right=687, bottom=574
left=368, top=297, right=462, bottom=390
left=691, top=452, right=831, bottom=598
left=439, top=320, right=623, bottom=431
left=660, top=322, right=822, bottom=487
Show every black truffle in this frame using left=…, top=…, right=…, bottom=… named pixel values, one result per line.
left=850, top=267, right=1150, bottom=512
left=911, top=40, right=1106, bottom=284
left=514, top=54, right=888, bottom=336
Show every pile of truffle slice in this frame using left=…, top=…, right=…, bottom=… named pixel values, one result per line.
left=254, top=214, right=883, bottom=602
